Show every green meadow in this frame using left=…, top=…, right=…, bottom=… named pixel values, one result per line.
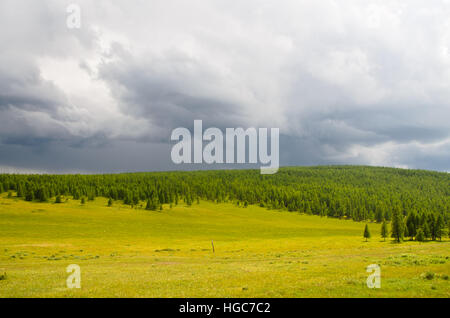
left=0, top=193, right=448, bottom=298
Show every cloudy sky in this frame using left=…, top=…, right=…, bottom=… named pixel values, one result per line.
left=0, top=0, right=449, bottom=173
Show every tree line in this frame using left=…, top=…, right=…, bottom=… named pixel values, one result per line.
left=364, top=208, right=447, bottom=242
left=1, top=166, right=449, bottom=239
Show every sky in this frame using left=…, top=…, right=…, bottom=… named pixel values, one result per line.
left=0, top=0, right=449, bottom=173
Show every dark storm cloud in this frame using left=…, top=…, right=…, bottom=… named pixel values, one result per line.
left=0, top=61, right=66, bottom=113
left=0, top=0, right=450, bottom=172
left=97, top=48, right=251, bottom=143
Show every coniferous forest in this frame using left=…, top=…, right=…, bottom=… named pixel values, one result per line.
left=0, top=166, right=448, bottom=241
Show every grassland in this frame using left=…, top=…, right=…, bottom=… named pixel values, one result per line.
left=0, top=193, right=448, bottom=297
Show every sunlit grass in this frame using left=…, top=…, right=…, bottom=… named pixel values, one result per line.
left=0, top=193, right=448, bottom=297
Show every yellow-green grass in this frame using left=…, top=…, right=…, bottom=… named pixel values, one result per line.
left=0, top=193, right=448, bottom=298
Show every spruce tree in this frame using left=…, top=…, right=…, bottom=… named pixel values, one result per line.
left=25, top=190, right=34, bottom=201
left=17, top=184, right=24, bottom=197
left=391, top=208, right=404, bottom=242
left=364, top=224, right=371, bottom=242
left=40, top=188, right=49, bottom=202
left=423, top=222, right=431, bottom=240
left=435, top=215, right=445, bottom=241
left=381, top=220, right=388, bottom=241
left=406, top=212, right=417, bottom=240
left=416, top=228, right=425, bottom=242
left=428, top=214, right=437, bottom=241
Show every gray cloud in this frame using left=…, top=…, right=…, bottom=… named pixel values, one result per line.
left=0, top=0, right=450, bottom=172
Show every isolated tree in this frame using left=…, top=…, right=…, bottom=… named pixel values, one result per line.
left=363, top=224, right=371, bottom=242
left=81, top=197, right=86, bottom=205
left=108, top=198, right=113, bottom=207
left=381, top=220, right=388, bottom=241
left=391, top=208, right=404, bottom=242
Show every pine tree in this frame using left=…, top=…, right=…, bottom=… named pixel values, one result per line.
left=423, top=222, right=431, bottom=240
left=25, top=189, right=34, bottom=201
left=435, top=214, right=445, bottom=241
left=55, top=195, right=62, bottom=204
left=108, top=198, right=113, bottom=207
left=406, top=212, right=417, bottom=240
left=17, top=183, right=25, bottom=197
left=363, top=224, right=371, bottom=242
left=40, top=188, right=49, bottom=202
left=428, top=214, right=437, bottom=241
left=146, top=198, right=158, bottom=211
left=391, top=208, right=404, bottom=242
left=416, top=228, right=425, bottom=242
left=381, top=220, right=388, bottom=241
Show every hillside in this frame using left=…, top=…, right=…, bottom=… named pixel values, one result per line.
left=1, top=166, right=449, bottom=225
